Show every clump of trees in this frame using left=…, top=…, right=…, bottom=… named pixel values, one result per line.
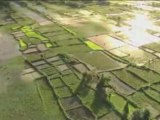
left=122, top=102, right=129, bottom=120
left=131, top=109, right=150, bottom=120
left=96, top=74, right=112, bottom=102
left=75, top=71, right=112, bottom=102
left=121, top=103, right=150, bottom=120
left=74, top=71, right=99, bottom=94
left=0, top=1, right=10, bottom=9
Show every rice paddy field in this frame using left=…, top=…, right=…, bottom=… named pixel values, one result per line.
left=0, top=1, right=160, bottom=120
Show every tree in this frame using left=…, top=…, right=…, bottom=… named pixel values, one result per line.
left=74, top=71, right=95, bottom=95
left=131, top=109, right=150, bottom=120
left=122, top=102, right=129, bottom=120
left=131, top=110, right=141, bottom=120
left=142, top=109, right=150, bottom=120
left=96, top=74, right=112, bottom=102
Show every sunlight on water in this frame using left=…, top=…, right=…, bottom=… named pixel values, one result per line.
left=123, top=13, right=159, bottom=47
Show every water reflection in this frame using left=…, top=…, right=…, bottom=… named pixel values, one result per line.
left=120, top=13, right=159, bottom=47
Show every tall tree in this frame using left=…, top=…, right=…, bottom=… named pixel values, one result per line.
left=131, top=109, right=150, bottom=120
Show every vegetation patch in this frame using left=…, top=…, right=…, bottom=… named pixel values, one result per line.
left=50, top=60, right=65, bottom=66
left=36, top=79, right=66, bottom=119
left=113, top=69, right=147, bottom=90
left=85, top=41, right=104, bottom=50
left=50, top=78, right=65, bottom=88
left=60, top=96, right=81, bottom=110
left=144, top=88, right=160, bottom=103
left=18, top=39, right=28, bottom=51
left=115, top=45, right=156, bottom=66
left=78, top=87, right=110, bottom=117
left=110, top=93, right=127, bottom=113
left=55, top=86, right=72, bottom=98
left=129, top=92, right=160, bottom=118
left=151, top=83, right=160, bottom=92
left=45, top=42, right=53, bottom=48
left=40, top=67, right=57, bottom=75
left=127, top=66, right=160, bottom=84
left=142, top=41, right=160, bottom=53
left=99, top=111, right=121, bottom=120
left=21, top=26, right=48, bottom=42
left=103, top=72, right=135, bottom=96
left=1, top=1, right=160, bottom=120
left=74, top=51, right=126, bottom=71
left=62, top=74, right=81, bottom=92
left=67, top=106, right=95, bottom=120
left=144, top=58, right=160, bottom=74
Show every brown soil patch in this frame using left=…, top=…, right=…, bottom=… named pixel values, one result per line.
left=12, top=31, right=25, bottom=39
left=23, top=48, right=38, bottom=54
left=21, top=71, right=42, bottom=82
left=37, top=44, right=47, bottom=52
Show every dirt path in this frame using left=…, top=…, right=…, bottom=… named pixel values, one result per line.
left=10, top=2, right=52, bottom=26
left=0, top=30, right=20, bottom=63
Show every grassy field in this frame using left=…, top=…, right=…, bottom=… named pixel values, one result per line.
left=129, top=91, right=160, bottom=118
left=127, top=66, right=160, bottom=83
left=113, top=69, right=147, bottom=90
left=0, top=57, right=49, bottom=120
left=36, top=79, right=66, bottom=120
left=78, top=87, right=110, bottom=117
left=74, top=51, right=126, bottom=71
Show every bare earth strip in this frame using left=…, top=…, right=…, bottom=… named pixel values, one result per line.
left=0, top=31, right=20, bottom=63
left=10, top=2, right=52, bottom=26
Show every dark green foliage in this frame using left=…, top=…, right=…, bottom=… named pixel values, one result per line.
left=96, top=74, right=112, bottom=102
left=96, top=78, right=107, bottom=102
left=59, top=53, right=78, bottom=65
left=122, top=102, right=129, bottom=120
left=142, top=109, right=150, bottom=120
left=74, top=72, right=91, bottom=94
left=131, top=109, right=150, bottom=120
left=0, top=1, right=9, bottom=9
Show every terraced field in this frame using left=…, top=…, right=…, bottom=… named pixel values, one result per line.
left=0, top=1, right=160, bottom=120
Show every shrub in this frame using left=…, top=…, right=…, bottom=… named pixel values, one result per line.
left=131, top=109, right=150, bottom=120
